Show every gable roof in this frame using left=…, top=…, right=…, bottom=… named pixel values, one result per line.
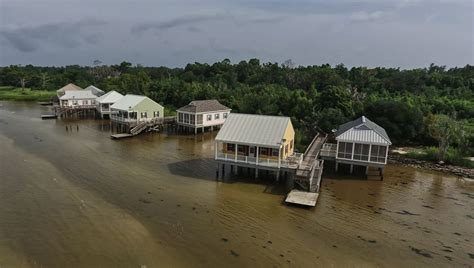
left=59, top=90, right=97, bottom=100
left=96, top=90, right=123, bottom=104
left=84, top=85, right=104, bottom=96
left=215, top=113, right=291, bottom=148
left=335, top=116, right=391, bottom=145
left=177, top=99, right=231, bottom=113
left=57, top=83, right=82, bottom=94
left=110, top=94, right=162, bottom=111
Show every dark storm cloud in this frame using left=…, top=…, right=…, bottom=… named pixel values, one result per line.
left=131, top=15, right=227, bottom=35
left=0, top=19, right=107, bottom=52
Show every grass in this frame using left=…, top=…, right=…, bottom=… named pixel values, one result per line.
left=405, top=146, right=474, bottom=168
left=0, top=87, right=56, bottom=101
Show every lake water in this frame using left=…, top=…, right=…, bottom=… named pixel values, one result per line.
left=0, top=101, right=473, bottom=267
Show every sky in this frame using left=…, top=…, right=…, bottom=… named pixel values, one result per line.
left=0, top=0, right=472, bottom=68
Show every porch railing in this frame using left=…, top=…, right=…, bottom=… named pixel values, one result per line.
left=215, top=152, right=301, bottom=168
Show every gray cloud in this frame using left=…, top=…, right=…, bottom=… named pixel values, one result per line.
left=0, top=0, right=471, bottom=67
left=0, top=19, right=107, bottom=52
left=131, top=15, right=227, bottom=35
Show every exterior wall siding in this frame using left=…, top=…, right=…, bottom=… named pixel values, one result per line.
left=177, top=110, right=230, bottom=127
left=282, top=120, right=295, bottom=159
left=133, top=98, right=164, bottom=120
left=61, top=98, right=97, bottom=107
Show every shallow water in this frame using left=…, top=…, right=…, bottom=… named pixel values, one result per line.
left=0, top=101, right=473, bottom=267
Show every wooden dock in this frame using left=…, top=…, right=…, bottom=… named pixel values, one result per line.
left=285, top=190, right=320, bottom=207
left=285, top=133, right=327, bottom=207
left=111, top=133, right=134, bottom=139
left=41, top=114, right=58, bottom=119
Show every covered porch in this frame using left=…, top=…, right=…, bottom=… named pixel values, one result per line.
left=214, top=141, right=302, bottom=169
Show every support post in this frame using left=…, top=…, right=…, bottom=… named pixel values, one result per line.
left=335, top=161, right=339, bottom=172
left=350, top=164, right=353, bottom=174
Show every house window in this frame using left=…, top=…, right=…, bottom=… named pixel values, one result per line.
left=223, top=113, right=228, bottom=119
left=154, top=111, right=160, bottom=117
left=178, top=113, right=183, bottom=123
left=91, top=100, right=95, bottom=104
left=83, top=100, right=88, bottom=105
left=290, top=140, right=293, bottom=150
left=215, top=113, right=220, bottom=120
left=337, top=142, right=353, bottom=159
left=226, top=144, right=235, bottom=152
left=73, top=100, right=78, bottom=105
left=207, top=114, right=212, bottom=121
left=272, top=149, right=279, bottom=157
left=354, top=143, right=370, bottom=161
left=285, top=144, right=289, bottom=154
left=184, top=113, right=190, bottom=124
left=141, top=112, right=147, bottom=118
left=197, top=114, right=203, bottom=124
left=237, top=145, right=246, bottom=154
left=260, top=148, right=268, bottom=156
left=370, top=145, right=387, bottom=163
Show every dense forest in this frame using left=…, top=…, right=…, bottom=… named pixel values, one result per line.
left=1, top=60, right=473, bottom=160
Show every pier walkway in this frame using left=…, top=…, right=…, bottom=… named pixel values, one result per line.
left=111, top=116, right=176, bottom=139
left=286, top=133, right=327, bottom=207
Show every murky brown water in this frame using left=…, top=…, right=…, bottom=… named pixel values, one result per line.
left=0, top=101, right=473, bottom=267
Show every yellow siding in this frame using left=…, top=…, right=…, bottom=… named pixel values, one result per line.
left=282, top=120, right=295, bottom=159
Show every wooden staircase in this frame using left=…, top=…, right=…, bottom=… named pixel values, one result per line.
left=130, top=121, right=148, bottom=136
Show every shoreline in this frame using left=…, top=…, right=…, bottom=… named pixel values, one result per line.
left=389, top=154, right=474, bottom=179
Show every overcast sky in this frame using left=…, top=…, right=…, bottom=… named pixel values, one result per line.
left=0, top=0, right=472, bottom=68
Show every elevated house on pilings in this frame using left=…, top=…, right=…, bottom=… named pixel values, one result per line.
left=110, top=94, right=164, bottom=134
left=176, top=100, right=231, bottom=134
left=57, top=90, right=99, bottom=118
left=320, top=116, right=391, bottom=179
left=214, top=113, right=303, bottom=181
left=96, top=90, right=124, bottom=119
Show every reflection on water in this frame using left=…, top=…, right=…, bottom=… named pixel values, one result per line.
left=1, top=101, right=473, bottom=267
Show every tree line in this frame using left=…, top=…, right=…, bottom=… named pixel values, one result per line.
left=1, top=60, right=473, bottom=156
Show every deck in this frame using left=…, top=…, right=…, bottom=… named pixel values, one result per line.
left=286, top=133, right=327, bottom=207
left=111, top=133, right=134, bottom=139
left=285, top=190, right=320, bottom=207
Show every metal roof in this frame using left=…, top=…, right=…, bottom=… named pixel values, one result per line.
left=110, top=94, right=162, bottom=111
left=84, top=85, right=104, bottom=96
left=56, top=83, right=82, bottom=93
left=59, top=90, right=97, bottom=100
left=335, top=116, right=391, bottom=145
left=215, top=113, right=291, bottom=148
left=177, top=99, right=231, bottom=113
left=96, top=90, right=124, bottom=104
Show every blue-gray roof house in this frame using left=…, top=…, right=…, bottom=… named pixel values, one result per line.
left=321, top=116, right=391, bottom=177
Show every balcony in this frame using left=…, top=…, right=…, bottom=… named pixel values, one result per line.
left=215, top=152, right=303, bottom=169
